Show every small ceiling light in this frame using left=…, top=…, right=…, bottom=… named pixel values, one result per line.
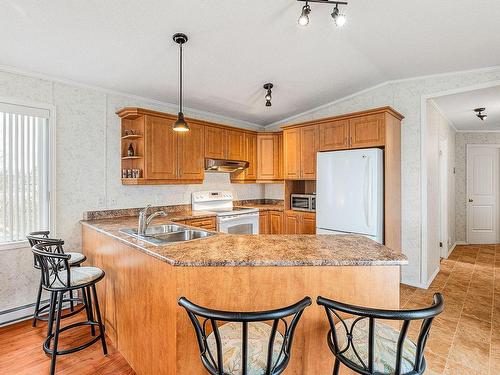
left=331, top=4, right=347, bottom=27
left=263, top=83, right=273, bottom=107
left=298, top=3, right=311, bottom=26
left=474, top=107, right=487, bottom=121
left=172, top=32, right=190, bottom=132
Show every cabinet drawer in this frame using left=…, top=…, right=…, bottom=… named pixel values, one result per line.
left=184, top=217, right=217, bottom=230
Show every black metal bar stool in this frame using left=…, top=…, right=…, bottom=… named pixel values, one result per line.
left=178, top=296, right=311, bottom=375
left=27, top=231, right=87, bottom=327
left=32, top=242, right=107, bottom=375
left=317, top=293, right=444, bottom=375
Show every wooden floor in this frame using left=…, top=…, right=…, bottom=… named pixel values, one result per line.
left=1, top=244, right=498, bottom=374
left=0, top=311, right=134, bottom=374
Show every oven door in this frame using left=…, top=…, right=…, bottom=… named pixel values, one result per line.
left=218, top=212, right=259, bottom=234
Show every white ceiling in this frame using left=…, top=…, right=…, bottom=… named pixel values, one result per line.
left=1, top=1, right=500, bottom=125
left=433, top=85, right=500, bottom=131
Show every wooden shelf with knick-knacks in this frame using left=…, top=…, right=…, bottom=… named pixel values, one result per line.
left=120, top=115, right=145, bottom=183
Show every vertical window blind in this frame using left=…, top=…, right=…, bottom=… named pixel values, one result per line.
left=0, top=102, right=51, bottom=244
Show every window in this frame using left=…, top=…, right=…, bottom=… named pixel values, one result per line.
left=0, top=101, right=52, bottom=244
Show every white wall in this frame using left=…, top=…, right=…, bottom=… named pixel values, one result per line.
left=426, top=101, right=456, bottom=280
left=455, top=131, right=500, bottom=242
left=266, top=67, right=500, bottom=286
left=0, top=68, right=266, bottom=319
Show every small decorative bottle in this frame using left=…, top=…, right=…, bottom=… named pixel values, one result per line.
left=127, top=143, right=134, bottom=157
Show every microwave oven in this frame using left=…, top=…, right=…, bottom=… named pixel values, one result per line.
left=290, top=194, right=316, bottom=212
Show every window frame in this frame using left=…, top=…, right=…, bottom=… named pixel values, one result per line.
left=0, top=97, right=56, bottom=251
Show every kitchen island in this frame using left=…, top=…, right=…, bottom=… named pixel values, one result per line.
left=81, top=213, right=406, bottom=375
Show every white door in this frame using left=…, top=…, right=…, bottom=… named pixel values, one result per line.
left=467, top=146, right=499, bottom=244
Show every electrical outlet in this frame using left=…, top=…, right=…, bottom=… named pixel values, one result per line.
left=154, top=195, right=162, bottom=205
left=109, top=199, right=117, bottom=207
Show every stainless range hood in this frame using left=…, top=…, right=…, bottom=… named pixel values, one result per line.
left=205, top=158, right=249, bottom=173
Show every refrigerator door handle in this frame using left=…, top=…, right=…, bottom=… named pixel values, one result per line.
left=363, top=155, right=371, bottom=228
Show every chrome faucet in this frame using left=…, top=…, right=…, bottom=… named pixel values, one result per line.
left=138, top=205, right=167, bottom=236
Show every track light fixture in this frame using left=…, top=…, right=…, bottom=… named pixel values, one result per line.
left=474, top=108, right=487, bottom=121
left=263, top=83, right=273, bottom=107
left=297, top=0, right=348, bottom=27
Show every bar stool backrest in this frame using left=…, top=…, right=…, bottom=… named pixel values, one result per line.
left=317, top=293, right=444, bottom=375
left=178, top=297, right=312, bottom=375
left=26, top=231, right=65, bottom=269
left=32, top=242, right=71, bottom=290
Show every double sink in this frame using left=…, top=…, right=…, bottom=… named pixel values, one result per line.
left=120, top=224, right=215, bottom=246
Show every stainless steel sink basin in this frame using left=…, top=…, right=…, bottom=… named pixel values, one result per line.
left=119, top=225, right=215, bottom=246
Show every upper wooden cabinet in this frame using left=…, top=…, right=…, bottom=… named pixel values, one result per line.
left=349, top=114, right=385, bottom=148
left=244, top=133, right=257, bottom=180
left=177, top=121, right=205, bottom=180
left=318, top=113, right=387, bottom=151
left=283, top=125, right=318, bottom=180
left=226, top=129, right=245, bottom=160
left=145, top=115, right=178, bottom=180
left=319, top=119, right=349, bottom=151
left=205, top=126, right=226, bottom=159
left=256, top=132, right=282, bottom=182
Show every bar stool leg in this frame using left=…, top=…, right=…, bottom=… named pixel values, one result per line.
left=91, top=284, right=107, bottom=355
left=81, top=287, right=95, bottom=336
left=69, top=289, right=75, bottom=312
left=46, top=291, right=57, bottom=346
left=32, top=277, right=43, bottom=327
left=50, top=291, right=64, bottom=375
left=333, top=358, right=340, bottom=375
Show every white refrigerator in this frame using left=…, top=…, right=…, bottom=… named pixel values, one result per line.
left=316, top=148, right=384, bottom=243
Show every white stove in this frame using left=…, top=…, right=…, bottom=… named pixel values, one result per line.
left=192, top=191, right=259, bottom=234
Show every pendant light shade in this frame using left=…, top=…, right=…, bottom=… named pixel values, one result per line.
left=173, top=33, right=190, bottom=132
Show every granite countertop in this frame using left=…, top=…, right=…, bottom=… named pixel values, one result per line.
left=236, top=203, right=284, bottom=211
left=81, top=214, right=407, bottom=267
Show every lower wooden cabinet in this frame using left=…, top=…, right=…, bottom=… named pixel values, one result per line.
left=269, top=211, right=283, bottom=234
left=284, top=211, right=316, bottom=234
left=180, top=217, right=217, bottom=231
left=259, top=211, right=270, bottom=234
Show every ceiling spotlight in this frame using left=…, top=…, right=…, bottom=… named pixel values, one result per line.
left=263, top=83, right=273, bottom=107
left=331, top=5, right=347, bottom=27
left=474, top=107, right=487, bottom=121
left=298, top=3, right=311, bottom=26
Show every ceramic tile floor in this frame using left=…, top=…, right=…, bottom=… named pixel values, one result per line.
left=400, top=244, right=500, bottom=375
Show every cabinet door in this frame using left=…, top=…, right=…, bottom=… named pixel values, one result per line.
left=284, top=211, right=301, bottom=234
left=184, top=217, right=217, bottom=231
left=257, top=133, right=280, bottom=180
left=227, top=129, right=245, bottom=160
left=349, top=114, right=385, bottom=148
left=205, top=126, right=226, bottom=159
left=144, top=116, right=177, bottom=179
left=300, top=212, right=316, bottom=234
left=283, top=129, right=301, bottom=179
left=269, top=211, right=283, bottom=234
left=259, top=212, right=269, bottom=234
left=244, top=133, right=257, bottom=180
left=319, top=120, right=349, bottom=151
left=177, top=122, right=204, bottom=180
left=300, top=125, right=319, bottom=179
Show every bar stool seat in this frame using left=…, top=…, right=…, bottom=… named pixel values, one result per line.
left=206, top=322, right=285, bottom=375
left=66, top=252, right=86, bottom=265
left=51, top=267, right=104, bottom=288
left=335, top=318, right=417, bottom=374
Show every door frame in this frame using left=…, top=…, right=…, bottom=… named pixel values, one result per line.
left=419, top=79, right=500, bottom=288
left=438, top=140, right=448, bottom=258
left=465, top=144, right=500, bottom=244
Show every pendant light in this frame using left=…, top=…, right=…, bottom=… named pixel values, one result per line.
left=172, top=33, right=190, bottom=132
left=263, top=83, right=273, bottom=107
